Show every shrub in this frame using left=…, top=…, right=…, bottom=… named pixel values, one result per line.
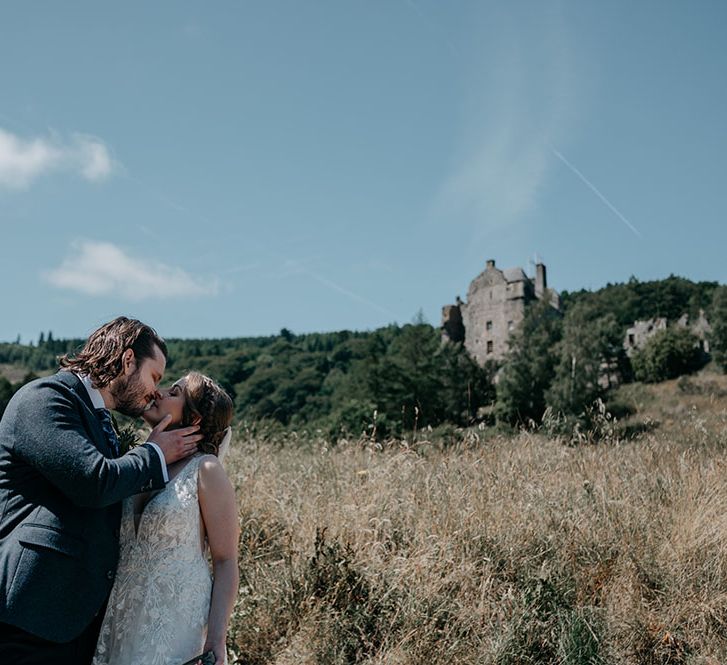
left=631, top=327, right=705, bottom=383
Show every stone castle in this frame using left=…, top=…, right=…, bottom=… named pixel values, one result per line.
left=443, top=259, right=712, bottom=368
left=441, top=259, right=560, bottom=365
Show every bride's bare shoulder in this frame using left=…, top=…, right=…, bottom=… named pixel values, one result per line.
left=197, top=455, right=232, bottom=494
left=197, top=455, right=237, bottom=544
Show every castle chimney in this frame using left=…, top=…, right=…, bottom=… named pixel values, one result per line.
left=486, top=259, right=496, bottom=270
left=535, top=263, right=547, bottom=297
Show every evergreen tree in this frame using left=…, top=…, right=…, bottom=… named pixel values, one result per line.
left=362, top=323, right=443, bottom=432
left=438, top=344, right=496, bottom=426
left=495, top=300, right=562, bottom=425
left=546, top=302, right=624, bottom=416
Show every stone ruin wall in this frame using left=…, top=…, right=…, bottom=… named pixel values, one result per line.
left=624, top=310, right=712, bottom=355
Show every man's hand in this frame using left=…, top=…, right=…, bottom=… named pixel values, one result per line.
left=148, top=414, right=202, bottom=465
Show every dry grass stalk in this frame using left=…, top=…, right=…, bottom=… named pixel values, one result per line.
left=224, top=374, right=727, bottom=663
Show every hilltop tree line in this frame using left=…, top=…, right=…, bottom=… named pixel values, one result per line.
left=0, top=322, right=494, bottom=437
left=496, top=275, right=722, bottom=427
left=2, top=276, right=727, bottom=434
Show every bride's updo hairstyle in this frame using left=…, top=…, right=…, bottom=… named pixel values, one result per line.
left=179, top=372, right=234, bottom=456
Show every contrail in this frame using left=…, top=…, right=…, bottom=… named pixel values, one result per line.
left=124, top=173, right=198, bottom=217
left=125, top=170, right=398, bottom=319
left=551, top=147, right=642, bottom=238
left=309, top=272, right=398, bottom=319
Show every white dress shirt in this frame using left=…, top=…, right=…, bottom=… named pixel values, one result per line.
left=78, top=374, right=169, bottom=483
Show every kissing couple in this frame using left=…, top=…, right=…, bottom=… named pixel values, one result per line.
left=0, top=317, right=239, bottom=665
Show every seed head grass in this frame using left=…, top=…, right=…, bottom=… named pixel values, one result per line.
left=224, top=373, right=727, bottom=664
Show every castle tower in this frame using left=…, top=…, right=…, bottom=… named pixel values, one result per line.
left=535, top=262, right=547, bottom=298
left=441, top=258, right=559, bottom=365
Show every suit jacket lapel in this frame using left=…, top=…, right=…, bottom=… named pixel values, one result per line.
left=55, top=371, right=118, bottom=458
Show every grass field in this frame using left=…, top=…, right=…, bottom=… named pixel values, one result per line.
left=222, top=371, right=727, bottom=664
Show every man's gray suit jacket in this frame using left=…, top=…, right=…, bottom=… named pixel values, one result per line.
left=0, top=370, right=166, bottom=642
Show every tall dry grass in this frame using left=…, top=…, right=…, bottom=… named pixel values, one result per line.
left=223, top=374, right=727, bottom=664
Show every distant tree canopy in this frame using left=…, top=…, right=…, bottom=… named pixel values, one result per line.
left=1, top=275, right=723, bottom=434
left=561, top=275, right=717, bottom=328
left=225, top=324, right=494, bottom=436
left=0, top=334, right=83, bottom=372
left=1, top=324, right=494, bottom=438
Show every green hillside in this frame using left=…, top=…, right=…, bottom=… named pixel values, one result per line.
left=1, top=275, right=724, bottom=435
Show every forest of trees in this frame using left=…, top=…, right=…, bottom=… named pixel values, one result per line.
left=1, top=275, right=725, bottom=435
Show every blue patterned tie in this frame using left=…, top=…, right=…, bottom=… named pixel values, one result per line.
left=96, top=408, right=121, bottom=457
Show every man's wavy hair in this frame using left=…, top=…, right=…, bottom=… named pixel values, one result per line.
left=60, top=317, right=168, bottom=389
left=179, top=372, right=234, bottom=456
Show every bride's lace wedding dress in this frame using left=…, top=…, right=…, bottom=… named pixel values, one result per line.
left=93, top=453, right=216, bottom=665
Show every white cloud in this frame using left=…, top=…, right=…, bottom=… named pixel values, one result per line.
left=45, top=240, right=219, bottom=301
left=0, top=128, right=116, bottom=189
left=0, top=129, right=61, bottom=188
left=75, top=134, right=113, bottom=181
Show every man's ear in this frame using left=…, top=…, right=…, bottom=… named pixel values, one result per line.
left=121, top=348, right=137, bottom=376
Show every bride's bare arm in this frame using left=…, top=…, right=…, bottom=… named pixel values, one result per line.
left=198, top=456, right=239, bottom=664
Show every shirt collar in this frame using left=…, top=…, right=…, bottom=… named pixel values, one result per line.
left=77, top=374, right=107, bottom=410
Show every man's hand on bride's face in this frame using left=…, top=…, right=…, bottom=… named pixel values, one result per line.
left=148, top=413, right=202, bottom=464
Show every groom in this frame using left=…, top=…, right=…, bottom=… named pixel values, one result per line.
left=0, top=317, right=202, bottom=664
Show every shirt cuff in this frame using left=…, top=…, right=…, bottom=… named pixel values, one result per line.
left=146, top=441, right=169, bottom=483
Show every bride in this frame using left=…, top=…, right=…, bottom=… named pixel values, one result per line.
left=93, top=372, right=239, bottom=665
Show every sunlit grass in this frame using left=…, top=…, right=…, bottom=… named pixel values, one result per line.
left=223, top=373, right=727, bottom=664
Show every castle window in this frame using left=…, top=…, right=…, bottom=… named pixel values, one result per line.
left=486, top=341, right=493, bottom=354
left=486, top=320, right=492, bottom=331
left=508, top=320, right=514, bottom=331
left=628, top=334, right=635, bottom=346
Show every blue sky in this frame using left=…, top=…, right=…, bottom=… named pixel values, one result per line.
left=1, top=1, right=726, bottom=342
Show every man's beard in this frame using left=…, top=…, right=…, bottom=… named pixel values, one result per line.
left=110, top=369, right=149, bottom=417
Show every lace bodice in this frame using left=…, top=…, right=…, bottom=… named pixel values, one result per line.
left=93, top=454, right=215, bottom=665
